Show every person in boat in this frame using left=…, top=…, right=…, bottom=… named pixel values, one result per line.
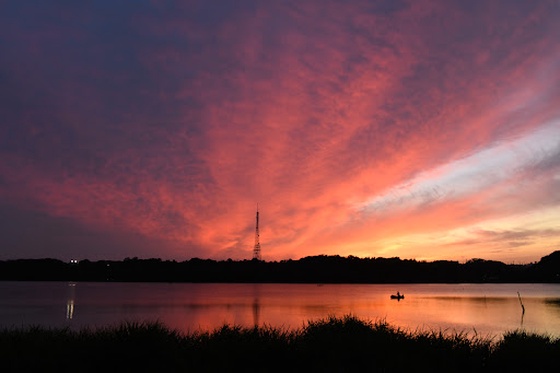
left=391, top=291, right=404, bottom=299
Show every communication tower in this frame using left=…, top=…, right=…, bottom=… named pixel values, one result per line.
left=253, top=205, right=261, bottom=260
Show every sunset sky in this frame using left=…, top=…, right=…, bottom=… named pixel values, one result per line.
left=1, top=1, right=559, bottom=263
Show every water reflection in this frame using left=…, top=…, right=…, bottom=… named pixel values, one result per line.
left=66, top=282, right=76, bottom=320
left=252, top=283, right=260, bottom=327
left=252, top=297, right=260, bottom=328
left=1, top=282, right=559, bottom=338
left=545, top=298, right=560, bottom=312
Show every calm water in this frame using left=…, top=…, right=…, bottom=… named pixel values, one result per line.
left=1, top=282, right=559, bottom=339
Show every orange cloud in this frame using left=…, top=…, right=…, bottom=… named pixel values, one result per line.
left=1, top=1, right=559, bottom=262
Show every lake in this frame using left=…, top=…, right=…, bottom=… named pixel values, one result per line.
left=1, top=282, right=559, bottom=339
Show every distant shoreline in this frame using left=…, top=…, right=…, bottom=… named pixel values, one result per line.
left=1, top=251, right=559, bottom=283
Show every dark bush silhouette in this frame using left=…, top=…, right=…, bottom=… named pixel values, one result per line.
left=0, top=251, right=558, bottom=283
left=2, top=315, right=557, bottom=372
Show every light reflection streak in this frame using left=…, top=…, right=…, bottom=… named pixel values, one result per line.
left=66, top=282, right=76, bottom=320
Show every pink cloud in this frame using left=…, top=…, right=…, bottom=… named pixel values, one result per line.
left=1, top=1, right=559, bottom=262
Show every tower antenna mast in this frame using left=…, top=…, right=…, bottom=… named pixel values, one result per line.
left=253, top=204, right=261, bottom=260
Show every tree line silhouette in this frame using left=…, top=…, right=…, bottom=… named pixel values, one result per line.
left=0, top=251, right=558, bottom=283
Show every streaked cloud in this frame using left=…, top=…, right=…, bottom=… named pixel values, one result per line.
left=0, top=0, right=559, bottom=262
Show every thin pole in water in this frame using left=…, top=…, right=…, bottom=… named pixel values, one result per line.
left=517, top=291, right=525, bottom=314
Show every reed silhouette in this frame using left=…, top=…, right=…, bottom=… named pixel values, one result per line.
left=1, top=315, right=558, bottom=372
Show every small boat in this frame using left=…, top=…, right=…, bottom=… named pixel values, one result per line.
left=390, top=294, right=404, bottom=300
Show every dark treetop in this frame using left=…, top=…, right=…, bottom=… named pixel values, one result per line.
left=0, top=251, right=559, bottom=283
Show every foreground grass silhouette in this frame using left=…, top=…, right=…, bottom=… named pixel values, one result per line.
left=1, top=315, right=559, bottom=372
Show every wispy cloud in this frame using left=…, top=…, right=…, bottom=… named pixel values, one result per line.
left=0, top=0, right=559, bottom=262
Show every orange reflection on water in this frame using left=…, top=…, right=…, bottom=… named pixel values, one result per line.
left=3, top=281, right=555, bottom=338
left=152, top=283, right=560, bottom=338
